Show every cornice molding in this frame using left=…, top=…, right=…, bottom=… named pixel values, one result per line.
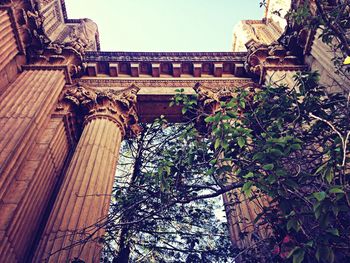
left=22, top=64, right=73, bottom=83
left=84, top=51, right=247, bottom=62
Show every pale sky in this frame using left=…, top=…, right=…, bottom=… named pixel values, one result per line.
left=65, top=0, right=263, bottom=52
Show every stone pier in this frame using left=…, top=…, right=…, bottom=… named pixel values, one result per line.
left=33, top=85, right=140, bottom=262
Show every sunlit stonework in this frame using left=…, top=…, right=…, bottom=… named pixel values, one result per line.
left=0, top=0, right=347, bottom=262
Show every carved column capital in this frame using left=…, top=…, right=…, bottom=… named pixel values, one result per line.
left=60, top=84, right=141, bottom=137
left=193, top=83, right=238, bottom=132
left=245, top=41, right=305, bottom=83
left=194, top=83, right=236, bottom=112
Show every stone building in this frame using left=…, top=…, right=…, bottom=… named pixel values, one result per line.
left=0, top=0, right=346, bottom=262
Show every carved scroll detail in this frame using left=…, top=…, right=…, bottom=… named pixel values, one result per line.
left=60, top=84, right=141, bottom=137
left=245, top=41, right=303, bottom=83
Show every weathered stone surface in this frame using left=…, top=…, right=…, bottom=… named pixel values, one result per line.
left=33, top=85, right=140, bottom=262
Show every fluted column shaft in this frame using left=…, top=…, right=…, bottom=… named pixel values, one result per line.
left=0, top=9, right=19, bottom=73
left=33, top=84, right=140, bottom=263
left=0, top=69, right=66, bottom=261
left=0, top=69, right=65, bottom=201
left=0, top=116, right=71, bottom=262
left=34, top=116, right=122, bottom=262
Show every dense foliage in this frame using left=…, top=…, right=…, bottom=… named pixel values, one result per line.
left=102, top=121, right=235, bottom=263
left=173, top=70, right=350, bottom=263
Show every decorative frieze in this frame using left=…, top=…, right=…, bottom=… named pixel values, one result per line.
left=77, top=78, right=255, bottom=88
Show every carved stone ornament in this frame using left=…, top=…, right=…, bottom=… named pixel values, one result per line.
left=245, top=40, right=302, bottom=83
left=21, top=3, right=96, bottom=78
left=36, top=0, right=55, bottom=6
left=61, top=19, right=98, bottom=54
left=194, top=83, right=237, bottom=113
left=192, top=83, right=239, bottom=132
left=193, top=83, right=257, bottom=132
left=60, top=84, right=141, bottom=137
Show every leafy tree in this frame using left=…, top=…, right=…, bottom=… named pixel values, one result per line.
left=101, top=119, right=236, bottom=263
left=172, top=70, right=350, bottom=263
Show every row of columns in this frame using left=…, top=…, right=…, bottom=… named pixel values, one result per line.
left=0, top=68, right=276, bottom=262
left=0, top=69, right=274, bottom=262
left=34, top=117, right=124, bottom=262
left=0, top=61, right=140, bottom=262
left=0, top=69, right=67, bottom=261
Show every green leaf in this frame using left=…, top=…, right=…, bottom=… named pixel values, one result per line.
left=204, top=116, right=215, bottom=123
left=240, top=100, right=246, bottom=109
left=263, top=164, right=274, bottom=170
left=242, top=182, right=253, bottom=196
left=269, top=148, right=283, bottom=157
left=209, top=159, right=217, bottom=165
left=181, top=107, right=187, bottom=114
left=287, top=218, right=300, bottom=232
left=214, top=138, right=220, bottom=150
left=325, top=167, right=334, bottom=183
left=243, top=172, right=254, bottom=179
left=329, top=187, right=345, bottom=194
left=291, top=143, right=302, bottom=150
left=315, top=162, right=327, bottom=175
left=253, top=152, right=264, bottom=161
left=237, top=137, right=245, bottom=148
left=227, top=111, right=237, bottom=118
left=316, top=247, right=334, bottom=263
left=306, top=240, right=313, bottom=247
left=287, top=246, right=299, bottom=259
left=313, top=191, right=326, bottom=202
left=313, top=202, right=322, bottom=219
left=226, top=100, right=235, bottom=108
left=293, top=249, right=305, bottom=263
left=327, top=228, right=339, bottom=236
left=267, top=174, right=277, bottom=184
left=165, top=166, right=171, bottom=175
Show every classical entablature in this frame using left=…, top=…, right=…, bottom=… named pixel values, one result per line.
left=76, top=51, right=256, bottom=121
left=83, top=51, right=248, bottom=78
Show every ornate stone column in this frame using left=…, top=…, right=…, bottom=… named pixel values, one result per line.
left=194, top=83, right=270, bottom=249
left=33, top=84, right=140, bottom=263
left=0, top=115, right=73, bottom=262
left=0, top=41, right=86, bottom=261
